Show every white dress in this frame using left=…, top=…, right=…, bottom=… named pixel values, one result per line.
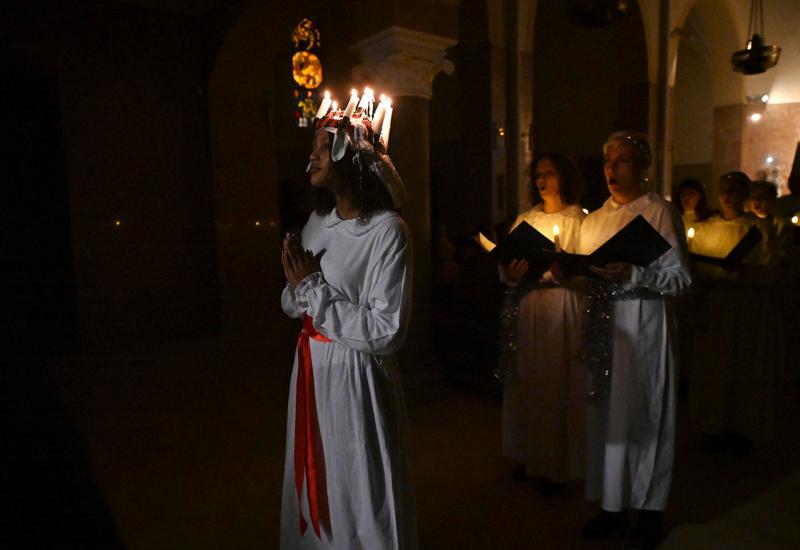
left=501, top=204, right=587, bottom=482
left=688, top=214, right=781, bottom=441
left=577, top=192, right=690, bottom=512
left=280, top=209, right=417, bottom=550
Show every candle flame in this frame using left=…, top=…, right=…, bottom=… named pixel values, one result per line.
left=552, top=224, right=559, bottom=236
left=687, top=227, right=695, bottom=239
left=792, top=215, right=799, bottom=225
left=323, top=90, right=330, bottom=99
left=379, top=94, right=387, bottom=103
left=351, top=88, right=358, bottom=96
left=331, top=101, right=338, bottom=111
left=386, top=97, right=392, bottom=106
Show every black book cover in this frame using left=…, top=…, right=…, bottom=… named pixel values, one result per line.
left=690, top=224, right=763, bottom=271
left=476, top=221, right=555, bottom=280
left=542, top=214, right=672, bottom=277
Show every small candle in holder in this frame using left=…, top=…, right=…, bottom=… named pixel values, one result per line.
left=379, top=98, right=393, bottom=149
left=553, top=224, right=561, bottom=252
left=314, top=90, right=331, bottom=119
left=343, top=89, right=359, bottom=118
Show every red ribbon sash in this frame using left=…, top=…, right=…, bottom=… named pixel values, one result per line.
left=294, top=314, right=332, bottom=538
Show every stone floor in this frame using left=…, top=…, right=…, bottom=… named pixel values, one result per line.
left=4, top=317, right=799, bottom=549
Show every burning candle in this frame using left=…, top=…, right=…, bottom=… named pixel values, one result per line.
left=379, top=98, right=393, bottom=149
left=687, top=226, right=695, bottom=240
left=357, top=87, right=373, bottom=113
left=792, top=215, right=799, bottom=225
left=372, top=96, right=387, bottom=134
left=343, top=89, right=359, bottom=118
left=553, top=224, right=561, bottom=252
left=314, top=90, right=331, bottom=119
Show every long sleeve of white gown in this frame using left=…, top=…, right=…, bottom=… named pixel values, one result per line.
left=281, top=283, right=308, bottom=319
left=627, top=204, right=692, bottom=296
left=294, top=224, right=411, bottom=355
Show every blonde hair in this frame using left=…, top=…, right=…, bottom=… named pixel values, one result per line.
left=603, top=130, right=652, bottom=169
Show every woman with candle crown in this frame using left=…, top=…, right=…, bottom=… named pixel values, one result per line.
left=498, top=150, right=587, bottom=496
left=575, top=131, right=690, bottom=549
left=279, top=89, right=416, bottom=549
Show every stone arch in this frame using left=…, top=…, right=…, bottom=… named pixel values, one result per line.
left=671, top=0, right=744, bottom=205
left=530, top=0, right=650, bottom=208
left=208, top=2, right=359, bottom=330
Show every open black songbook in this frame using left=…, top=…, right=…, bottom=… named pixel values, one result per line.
left=475, top=221, right=555, bottom=280
left=476, top=215, right=672, bottom=279
left=689, top=225, right=763, bottom=272
left=542, top=215, right=672, bottom=277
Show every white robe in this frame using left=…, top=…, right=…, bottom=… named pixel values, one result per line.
left=577, top=193, right=690, bottom=512
left=688, top=214, right=781, bottom=441
left=280, top=210, right=417, bottom=550
left=501, top=204, right=587, bottom=481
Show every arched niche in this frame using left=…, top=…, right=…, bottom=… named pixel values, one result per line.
left=672, top=0, right=743, bottom=207
left=429, top=0, right=492, bottom=240
left=531, top=0, right=649, bottom=209
left=672, top=16, right=714, bottom=198
left=208, top=1, right=358, bottom=331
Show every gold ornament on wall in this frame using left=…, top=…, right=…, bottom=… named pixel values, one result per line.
left=291, top=18, right=321, bottom=51
left=292, top=51, right=323, bottom=90
left=291, top=18, right=324, bottom=127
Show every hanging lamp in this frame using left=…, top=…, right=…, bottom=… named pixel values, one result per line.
left=731, top=0, right=780, bottom=75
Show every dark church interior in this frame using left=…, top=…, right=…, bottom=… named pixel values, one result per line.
left=4, top=0, right=800, bottom=548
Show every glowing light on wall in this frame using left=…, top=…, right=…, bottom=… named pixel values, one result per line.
left=291, top=18, right=323, bottom=127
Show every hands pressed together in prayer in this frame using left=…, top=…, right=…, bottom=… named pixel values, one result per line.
left=589, top=262, right=633, bottom=282
left=282, top=233, right=321, bottom=289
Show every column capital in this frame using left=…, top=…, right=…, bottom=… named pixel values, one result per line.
left=350, top=26, right=457, bottom=100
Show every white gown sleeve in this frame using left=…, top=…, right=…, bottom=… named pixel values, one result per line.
left=281, top=283, right=308, bottom=319
left=627, top=203, right=692, bottom=295
left=294, top=222, right=411, bottom=355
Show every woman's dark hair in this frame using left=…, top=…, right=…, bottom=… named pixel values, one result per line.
left=310, top=136, right=395, bottom=223
left=719, top=171, right=751, bottom=196
left=528, top=151, right=585, bottom=207
left=677, top=178, right=712, bottom=221
left=750, top=179, right=778, bottom=198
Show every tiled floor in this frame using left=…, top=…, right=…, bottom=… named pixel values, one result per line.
left=6, top=319, right=799, bottom=549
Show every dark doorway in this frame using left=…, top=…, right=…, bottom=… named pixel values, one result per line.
left=2, top=51, right=79, bottom=354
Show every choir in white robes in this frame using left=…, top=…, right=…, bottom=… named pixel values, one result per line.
left=501, top=204, right=587, bottom=482
left=577, top=193, right=690, bottom=511
left=688, top=213, right=781, bottom=442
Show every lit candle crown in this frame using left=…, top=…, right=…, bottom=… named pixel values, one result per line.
left=308, top=86, right=404, bottom=209
left=314, top=86, right=395, bottom=153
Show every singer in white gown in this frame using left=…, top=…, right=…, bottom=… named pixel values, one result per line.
left=499, top=151, right=587, bottom=487
left=576, top=132, right=690, bottom=548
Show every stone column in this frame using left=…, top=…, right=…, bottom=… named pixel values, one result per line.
left=350, top=27, right=456, bottom=387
